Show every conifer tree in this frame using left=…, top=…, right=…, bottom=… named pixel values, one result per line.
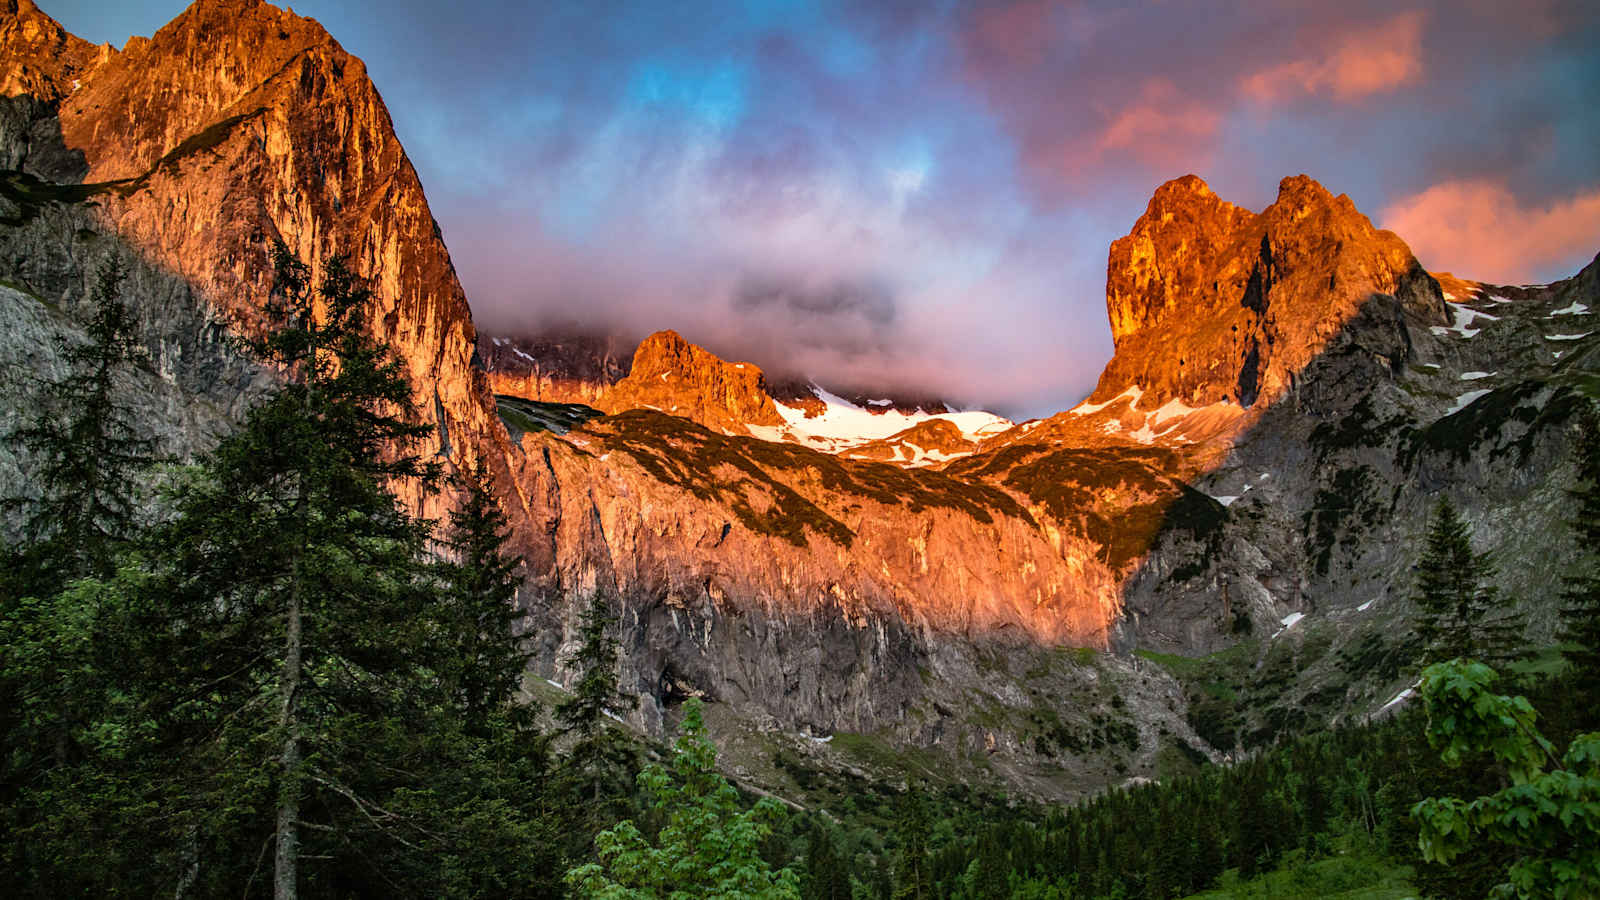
left=1411, top=498, right=1523, bottom=666
left=113, top=244, right=557, bottom=897
left=7, top=257, right=154, bottom=590
left=564, top=698, right=799, bottom=899
left=893, top=789, right=933, bottom=900
left=1559, top=408, right=1600, bottom=692
left=436, top=457, right=529, bottom=731
left=555, top=590, right=639, bottom=814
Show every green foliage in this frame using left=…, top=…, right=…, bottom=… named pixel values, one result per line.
left=2, top=245, right=562, bottom=897
left=436, top=458, right=531, bottom=731
left=1411, top=660, right=1600, bottom=900
left=6, top=257, right=155, bottom=590
left=556, top=589, right=641, bottom=839
left=565, top=698, right=800, bottom=899
left=1411, top=498, right=1524, bottom=666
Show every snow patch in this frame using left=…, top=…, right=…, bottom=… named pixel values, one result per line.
left=1445, top=389, right=1492, bottom=416
left=1212, top=495, right=1239, bottom=507
left=771, top=386, right=1011, bottom=450
left=1070, top=385, right=1143, bottom=416
left=1458, top=371, right=1495, bottom=380
left=1280, top=612, right=1304, bottom=629
left=1549, top=301, right=1589, bottom=316
left=1149, top=397, right=1200, bottom=426
left=1380, top=687, right=1415, bottom=713
left=1357, top=599, right=1376, bottom=612
left=867, top=399, right=892, bottom=407
left=545, top=678, right=564, bottom=690
left=492, top=337, right=506, bottom=346
left=807, top=734, right=833, bottom=744
left=512, top=348, right=535, bottom=363
left=1431, top=304, right=1495, bottom=338
left=1546, top=332, right=1592, bottom=341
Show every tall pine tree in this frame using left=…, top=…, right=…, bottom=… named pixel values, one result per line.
left=1412, top=498, right=1523, bottom=666
left=6, top=257, right=154, bottom=590
left=114, top=245, right=555, bottom=897
left=436, top=457, right=530, bottom=733
left=555, top=590, right=639, bottom=817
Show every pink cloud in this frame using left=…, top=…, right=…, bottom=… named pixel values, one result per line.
left=1242, top=11, right=1426, bottom=104
left=1098, top=79, right=1221, bottom=157
left=1380, top=179, right=1600, bottom=284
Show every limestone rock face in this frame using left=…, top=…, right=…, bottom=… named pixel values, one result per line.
left=3, top=0, right=511, bottom=529
left=478, top=331, right=631, bottom=407
left=0, top=0, right=100, bottom=100
left=596, top=330, right=784, bottom=433
left=1097, top=174, right=1447, bottom=410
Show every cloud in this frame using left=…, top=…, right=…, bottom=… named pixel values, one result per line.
left=1241, top=11, right=1425, bottom=104
left=1380, top=179, right=1600, bottom=284
left=77, top=0, right=1600, bottom=418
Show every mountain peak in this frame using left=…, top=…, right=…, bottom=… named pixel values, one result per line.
left=601, top=330, right=786, bottom=434
left=1, top=0, right=96, bottom=99
left=1095, top=174, right=1445, bottom=413
left=1107, top=174, right=1253, bottom=347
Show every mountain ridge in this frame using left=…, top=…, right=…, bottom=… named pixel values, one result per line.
left=3, top=0, right=1596, bottom=802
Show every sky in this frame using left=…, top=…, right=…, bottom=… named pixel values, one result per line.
left=42, top=0, right=1600, bottom=418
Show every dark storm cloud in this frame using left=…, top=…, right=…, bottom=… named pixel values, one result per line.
left=41, top=0, right=1600, bottom=416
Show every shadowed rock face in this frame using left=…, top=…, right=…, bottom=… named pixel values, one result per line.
left=1098, top=173, right=1448, bottom=410
left=478, top=330, right=633, bottom=407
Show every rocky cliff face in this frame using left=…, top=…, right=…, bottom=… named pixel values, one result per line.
left=1096, top=174, right=1447, bottom=411
left=2, top=0, right=514, bottom=526
left=595, top=330, right=785, bottom=434
left=478, top=330, right=631, bottom=407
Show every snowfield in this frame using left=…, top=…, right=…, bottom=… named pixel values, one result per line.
left=750, top=387, right=1013, bottom=454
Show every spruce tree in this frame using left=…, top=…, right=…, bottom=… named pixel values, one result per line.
left=555, top=590, right=638, bottom=815
left=564, top=698, right=800, bottom=899
left=436, top=457, right=529, bottom=732
left=118, top=245, right=556, bottom=897
left=1411, top=498, right=1523, bottom=666
left=893, top=788, right=933, bottom=900
left=6, top=257, right=154, bottom=590
left=1559, top=408, right=1600, bottom=692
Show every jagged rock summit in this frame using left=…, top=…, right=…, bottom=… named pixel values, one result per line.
left=2, top=0, right=506, bottom=522
left=599, top=330, right=785, bottom=433
left=1095, top=173, right=1447, bottom=412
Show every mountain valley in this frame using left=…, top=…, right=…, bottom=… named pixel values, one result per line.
left=3, top=1, right=1599, bottom=896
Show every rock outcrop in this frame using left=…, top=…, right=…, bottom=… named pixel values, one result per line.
left=478, top=330, right=631, bottom=407
left=1096, top=173, right=1447, bottom=411
left=596, top=330, right=785, bottom=434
